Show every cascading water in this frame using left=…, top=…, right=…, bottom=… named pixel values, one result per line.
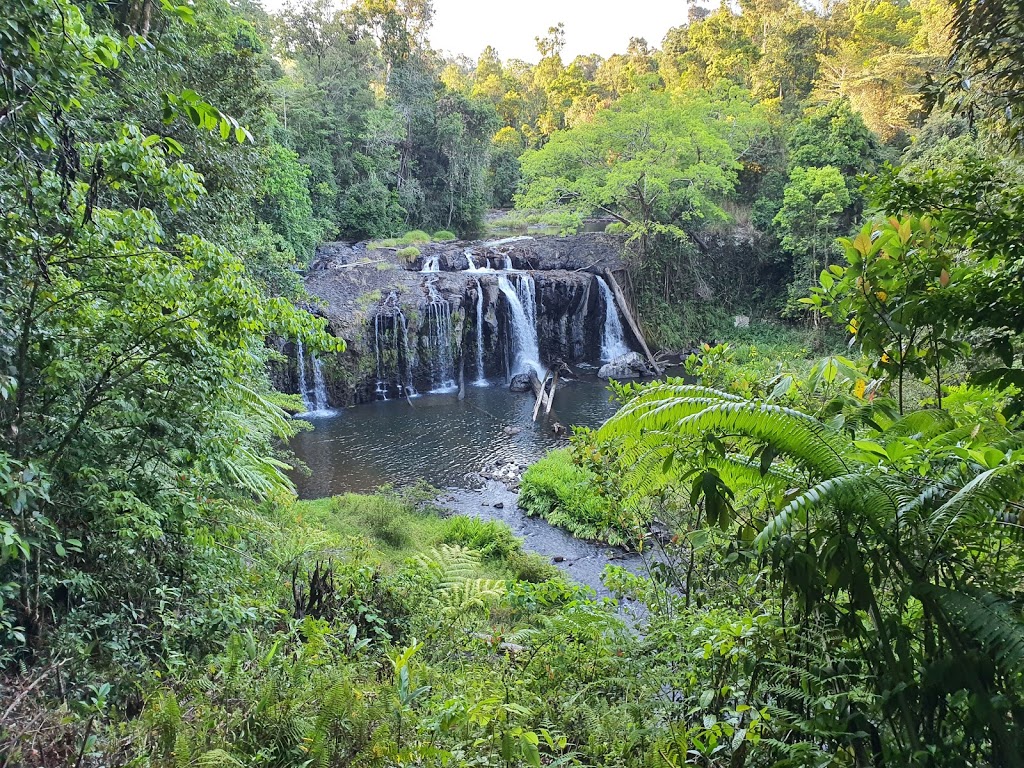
left=473, top=278, right=487, bottom=385
left=296, top=340, right=331, bottom=413
left=465, top=249, right=481, bottom=272
left=425, top=281, right=458, bottom=392
left=373, top=292, right=417, bottom=400
left=595, top=276, right=631, bottom=360
left=497, top=273, right=542, bottom=377
left=421, top=255, right=440, bottom=273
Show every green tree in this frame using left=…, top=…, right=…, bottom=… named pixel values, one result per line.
left=0, top=0, right=336, bottom=664
left=773, top=165, right=851, bottom=310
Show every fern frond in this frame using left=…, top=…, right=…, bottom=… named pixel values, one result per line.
left=601, top=386, right=854, bottom=479
left=755, top=473, right=900, bottom=549
left=885, top=409, right=956, bottom=440
left=924, top=463, right=1024, bottom=547
left=917, top=585, right=1024, bottom=679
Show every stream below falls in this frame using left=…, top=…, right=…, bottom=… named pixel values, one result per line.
left=289, top=370, right=673, bottom=599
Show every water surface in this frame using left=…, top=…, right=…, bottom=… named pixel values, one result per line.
left=289, top=372, right=620, bottom=497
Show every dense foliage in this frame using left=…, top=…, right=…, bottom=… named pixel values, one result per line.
left=5, top=0, right=1024, bottom=765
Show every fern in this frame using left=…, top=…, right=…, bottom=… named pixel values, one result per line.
left=917, top=585, right=1024, bottom=680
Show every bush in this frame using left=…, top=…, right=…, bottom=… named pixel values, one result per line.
left=442, top=515, right=521, bottom=560
left=396, top=246, right=421, bottom=262
left=506, top=550, right=560, bottom=583
left=433, top=230, right=457, bottom=241
left=401, top=230, right=432, bottom=244
left=519, top=449, right=640, bottom=545
left=605, top=222, right=626, bottom=234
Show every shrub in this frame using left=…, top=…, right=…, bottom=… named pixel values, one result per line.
left=506, top=550, right=560, bottom=583
left=605, top=221, right=626, bottom=234
left=396, top=246, right=421, bottom=262
left=519, top=449, right=637, bottom=544
left=433, top=230, right=457, bottom=241
left=401, top=230, right=431, bottom=244
left=442, top=515, right=521, bottom=560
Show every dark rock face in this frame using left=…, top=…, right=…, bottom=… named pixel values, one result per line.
left=280, top=234, right=634, bottom=406
left=509, top=373, right=533, bottom=392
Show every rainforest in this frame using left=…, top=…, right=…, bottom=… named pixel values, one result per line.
left=3, top=0, right=1024, bottom=765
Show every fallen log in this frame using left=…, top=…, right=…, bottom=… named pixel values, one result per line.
left=531, top=370, right=551, bottom=422
left=544, top=368, right=560, bottom=415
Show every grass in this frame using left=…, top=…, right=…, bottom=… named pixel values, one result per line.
left=368, top=229, right=444, bottom=250
left=519, top=449, right=646, bottom=547
left=487, top=209, right=577, bottom=234
left=289, top=487, right=558, bottom=582
left=396, top=246, right=421, bottom=262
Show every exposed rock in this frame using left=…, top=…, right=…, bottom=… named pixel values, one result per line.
left=277, top=234, right=632, bottom=406
left=597, top=351, right=652, bottom=380
left=493, top=502, right=504, bottom=509
left=480, top=459, right=526, bottom=488
left=551, top=422, right=567, bottom=437
left=503, top=425, right=522, bottom=435
left=509, top=373, right=533, bottom=392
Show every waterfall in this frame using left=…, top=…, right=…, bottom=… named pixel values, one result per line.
left=497, top=273, right=542, bottom=377
left=421, top=254, right=440, bottom=273
left=373, top=292, right=417, bottom=400
left=473, top=278, right=487, bottom=385
left=296, top=340, right=330, bottom=413
left=425, top=282, right=457, bottom=392
left=502, top=254, right=514, bottom=270
left=596, top=276, right=631, bottom=360
left=465, top=249, right=480, bottom=272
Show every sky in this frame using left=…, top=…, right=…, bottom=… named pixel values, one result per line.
left=260, top=0, right=691, bottom=63
left=430, top=0, right=689, bottom=63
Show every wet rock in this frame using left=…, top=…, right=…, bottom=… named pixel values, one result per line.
left=480, top=459, right=526, bottom=488
left=552, top=555, right=565, bottom=563
left=598, top=351, right=652, bottom=380
left=551, top=421, right=567, bottom=437
left=503, top=425, right=522, bottom=436
left=509, top=373, right=533, bottom=392
left=494, top=502, right=504, bottom=509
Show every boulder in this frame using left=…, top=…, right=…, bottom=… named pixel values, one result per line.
left=598, top=351, right=651, bottom=380
left=509, top=373, right=533, bottom=392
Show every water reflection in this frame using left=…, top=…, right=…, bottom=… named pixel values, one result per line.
left=288, top=373, right=621, bottom=497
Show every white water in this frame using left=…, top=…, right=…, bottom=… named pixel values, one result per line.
left=296, top=340, right=331, bottom=414
left=596, top=276, right=631, bottom=360
left=426, top=282, right=458, bottom=392
left=473, top=278, right=487, bottom=385
left=497, top=273, right=542, bottom=377
left=465, top=249, right=485, bottom=272
left=482, top=235, right=533, bottom=247
left=421, top=255, right=440, bottom=273
left=373, top=293, right=417, bottom=400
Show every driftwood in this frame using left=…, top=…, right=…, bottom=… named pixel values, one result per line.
left=603, top=269, right=662, bottom=374
left=531, top=370, right=551, bottom=421
left=544, top=369, right=560, bottom=415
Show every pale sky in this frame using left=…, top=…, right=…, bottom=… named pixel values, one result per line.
left=429, top=0, right=689, bottom=63
left=260, top=0, right=691, bottom=63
